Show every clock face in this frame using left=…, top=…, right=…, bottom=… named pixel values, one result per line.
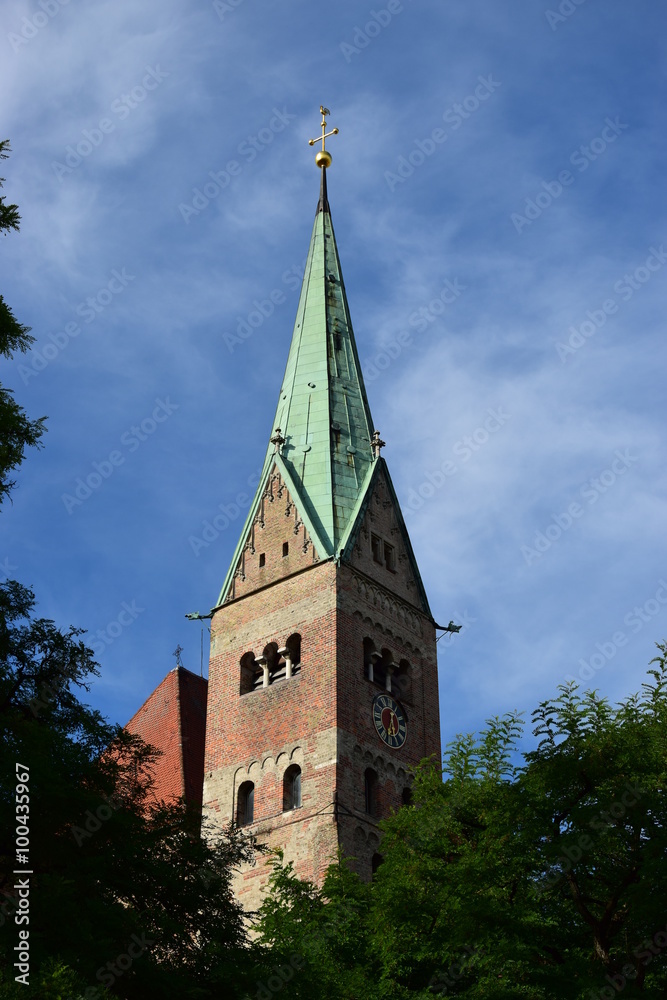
left=373, top=693, right=408, bottom=749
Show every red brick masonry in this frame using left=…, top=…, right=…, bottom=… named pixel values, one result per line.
left=126, top=666, right=208, bottom=806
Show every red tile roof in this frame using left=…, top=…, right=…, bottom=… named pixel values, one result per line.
left=125, top=666, right=207, bottom=807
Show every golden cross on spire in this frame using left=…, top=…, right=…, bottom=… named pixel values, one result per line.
left=308, top=106, right=339, bottom=169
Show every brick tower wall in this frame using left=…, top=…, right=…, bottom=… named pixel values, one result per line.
left=203, top=558, right=341, bottom=912
left=334, top=466, right=441, bottom=877
left=203, top=464, right=441, bottom=906
left=335, top=563, right=439, bottom=876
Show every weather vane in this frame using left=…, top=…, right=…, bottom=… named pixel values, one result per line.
left=308, top=106, right=339, bottom=169
left=173, top=643, right=183, bottom=667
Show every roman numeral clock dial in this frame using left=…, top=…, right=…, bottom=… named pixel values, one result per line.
left=372, top=693, right=408, bottom=749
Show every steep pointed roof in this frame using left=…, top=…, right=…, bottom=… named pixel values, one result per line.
left=216, top=168, right=432, bottom=616
left=125, top=666, right=207, bottom=807
left=217, top=169, right=377, bottom=606
left=271, top=168, right=376, bottom=551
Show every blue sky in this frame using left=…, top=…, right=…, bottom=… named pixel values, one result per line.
left=2, top=0, right=666, bottom=751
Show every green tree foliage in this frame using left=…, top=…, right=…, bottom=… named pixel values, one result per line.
left=0, top=140, right=45, bottom=507
left=0, top=140, right=262, bottom=997
left=253, top=850, right=378, bottom=999
left=256, top=653, right=667, bottom=999
left=0, top=580, right=257, bottom=998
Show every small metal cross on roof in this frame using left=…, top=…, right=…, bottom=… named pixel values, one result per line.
left=173, top=643, right=184, bottom=667
left=371, top=430, right=386, bottom=458
left=270, top=427, right=285, bottom=454
left=308, top=106, right=339, bottom=169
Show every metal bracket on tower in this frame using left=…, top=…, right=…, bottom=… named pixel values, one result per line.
left=435, top=620, right=462, bottom=639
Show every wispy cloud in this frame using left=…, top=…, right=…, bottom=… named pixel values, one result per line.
left=2, top=0, right=666, bottom=738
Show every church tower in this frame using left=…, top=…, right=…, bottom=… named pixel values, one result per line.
left=202, top=112, right=441, bottom=909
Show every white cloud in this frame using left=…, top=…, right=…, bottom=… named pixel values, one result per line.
left=2, top=0, right=666, bottom=743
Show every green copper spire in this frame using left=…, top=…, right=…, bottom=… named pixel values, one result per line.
left=269, top=167, right=376, bottom=552
left=216, top=167, right=379, bottom=605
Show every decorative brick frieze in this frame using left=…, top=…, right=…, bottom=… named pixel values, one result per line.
left=225, top=465, right=319, bottom=604
left=347, top=569, right=424, bottom=635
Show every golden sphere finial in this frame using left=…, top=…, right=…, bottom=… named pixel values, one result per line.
left=308, top=108, right=339, bottom=168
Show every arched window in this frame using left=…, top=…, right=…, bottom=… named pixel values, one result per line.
left=239, top=636, right=303, bottom=692
left=283, top=764, right=302, bottom=811
left=240, top=651, right=261, bottom=695
left=237, top=781, right=254, bottom=826
left=364, top=768, right=378, bottom=818
left=364, top=640, right=390, bottom=688
left=271, top=647, right=288, bottom=683
left=363, top=637, right=376, bottom=681
left=393, top=659, right=412, bottom=702
left=263, top=642, right=280, bottom=683
left=276, top=633, right=302, bottom=681
left=402, top=786, right=413, bottom=806
left=378, top=648, right=395, bottom=691
left=286, top=633, right=301, bottom=676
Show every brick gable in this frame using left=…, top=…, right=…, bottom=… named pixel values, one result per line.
left=224, top=463, right=320, bottom=604
left=345, top=465, right=425, bottom=609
